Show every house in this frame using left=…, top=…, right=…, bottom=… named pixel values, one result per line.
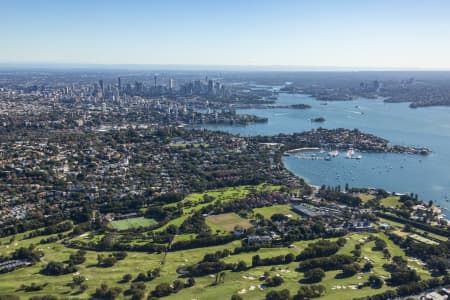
left=345, top=220, right=377, bottom=233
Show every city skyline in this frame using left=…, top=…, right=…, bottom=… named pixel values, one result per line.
left=2, top=0, right=450, bottom=70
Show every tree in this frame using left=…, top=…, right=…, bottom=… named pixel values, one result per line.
left=403, top=224, right=412, bottom=232
left=235, top=260, right=247, bottom=271
left=112, top=251, right=127, bottom=260
left=130, top=290, right=145, bottom=300
left=341, top=263, right=360, bottom=277
left=135, top=272, right=148, bottom=282
left=285, top=253, right=295, bottom=263
left=69, top=250, right=86, bottom=265
left=92, top=284, right=122, bottom=300
left=165, top=224, right=178, bottom=235
left=363, top=262, right=373, bottom=272
left=266, top=276, right=284, bottom=287
left=152, top=283, right=172, bottom=297
left=374, top=238, right=387, bottom=250
left=97, top=254, right=117, bottom=267
left=266, top=289, right=291, bottom=300
left=172, top=280, right=184, bottom=293
left=352, top=249, right=361, bottom=258
left=304, top=268, right=325, bottom=283
left=295, top=285, right=325, bottom=299
left=185, top=277, right=196, bottom=288
left=71, top=275, right=86, bottom=287
left=368, top=275, right=383, bottom=288
left=426, top=256, right=450, bottom=275
left=122, top=274, right=132, bottom=283
left=390, top=269, right=420, bottom=286
left=252, top=255, right=261, bottom=267
left=41, top=261, right=76, bottom=276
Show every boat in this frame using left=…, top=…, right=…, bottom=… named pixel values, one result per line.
left=346, top=149, right=355, bottom=159
left=329, top=150, right=339, bottom=157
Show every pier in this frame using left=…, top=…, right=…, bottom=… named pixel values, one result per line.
left=293, top=154, right=331, bottom=161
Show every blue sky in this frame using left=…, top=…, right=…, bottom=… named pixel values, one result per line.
left=2, top=0, right=450, bottom=69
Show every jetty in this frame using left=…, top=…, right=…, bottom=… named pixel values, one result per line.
left=285, top=147, right=320, bottom=153
left=293, top=154, right=330, bottom=160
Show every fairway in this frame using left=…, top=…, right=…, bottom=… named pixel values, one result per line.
left=380, top=196, right=401, bottom=208
left=357, top=193, right=376, bottom=203
left=206, top=213, right=252, bottom=232
left=110, top=217, right=157, bottom=230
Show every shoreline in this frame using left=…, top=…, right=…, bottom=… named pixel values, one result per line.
left=285, top=147, right=320, bottom=153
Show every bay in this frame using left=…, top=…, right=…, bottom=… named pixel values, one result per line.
left=200, top=93, right=450, bottom=214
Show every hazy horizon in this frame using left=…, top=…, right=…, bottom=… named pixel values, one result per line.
left=1, top=62, right=450, bottom=72
left=2, top=0, right=450, bottom=69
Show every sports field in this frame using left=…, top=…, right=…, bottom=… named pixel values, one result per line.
left=206, top=213, right=253, bottom=232
left=110, top=217, right=157, bottom=230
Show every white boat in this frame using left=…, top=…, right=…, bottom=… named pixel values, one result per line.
left=329, top=150, right=339, bottom=157
left=346, top=149, right=355, bottom=158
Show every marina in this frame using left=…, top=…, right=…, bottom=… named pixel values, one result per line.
left=200, top=92, right=450, bottom=215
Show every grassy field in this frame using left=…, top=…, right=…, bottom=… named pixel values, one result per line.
left=0, top=229, right=433, bottom=300
left=158, top=184, right=281, bottom=232
left=380, top=196, right=401, bottom=208
left=110, top=217, right=157, bottom=230
left=0, top=237, right=163, bottom=298
left=409, top=233, right=439, bottom=245
left=160, top=232, right=430, bottom=300
left=0, top=184, right=439, bottom=300
left=357, top=193, right=376, bottom=203
left=380, top=218, right=448, bottom=242
left=253, top=204, right=301, bottom=220
left=206, top=213, right=252, bottom=232
left=177, top=183, right=282, bottom=210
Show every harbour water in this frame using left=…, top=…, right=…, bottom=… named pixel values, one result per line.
left=200, top=93, right=450, bottom=213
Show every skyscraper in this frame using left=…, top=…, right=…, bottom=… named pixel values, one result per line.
left=208, top=80, right=214, bottom=95
left=117, top=77, right=121, bottom=91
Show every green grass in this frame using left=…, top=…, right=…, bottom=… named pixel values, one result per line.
left=408, top=233, right=439, bottom=245
left=253, top=204, right=301, bottom=220
left=0, top=182, right=437, bottom=300
left=161, top=232, right=424, bottom=300
left=166, top=184, right=282, bottom=209
left=110, top=217, right=157, bottom=231
left=0, top=230, right=433, bottom=299
left=379, top=218, right=448, bottom=242
left=380, top=196, right=401, bottom=208
left=158, top=184, right=282, bottom=233
left=357, top=193, right=376, bottom=203
left=0, top=242, right=163, bottom=298
left=206, top=213, right=252, bottom=233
